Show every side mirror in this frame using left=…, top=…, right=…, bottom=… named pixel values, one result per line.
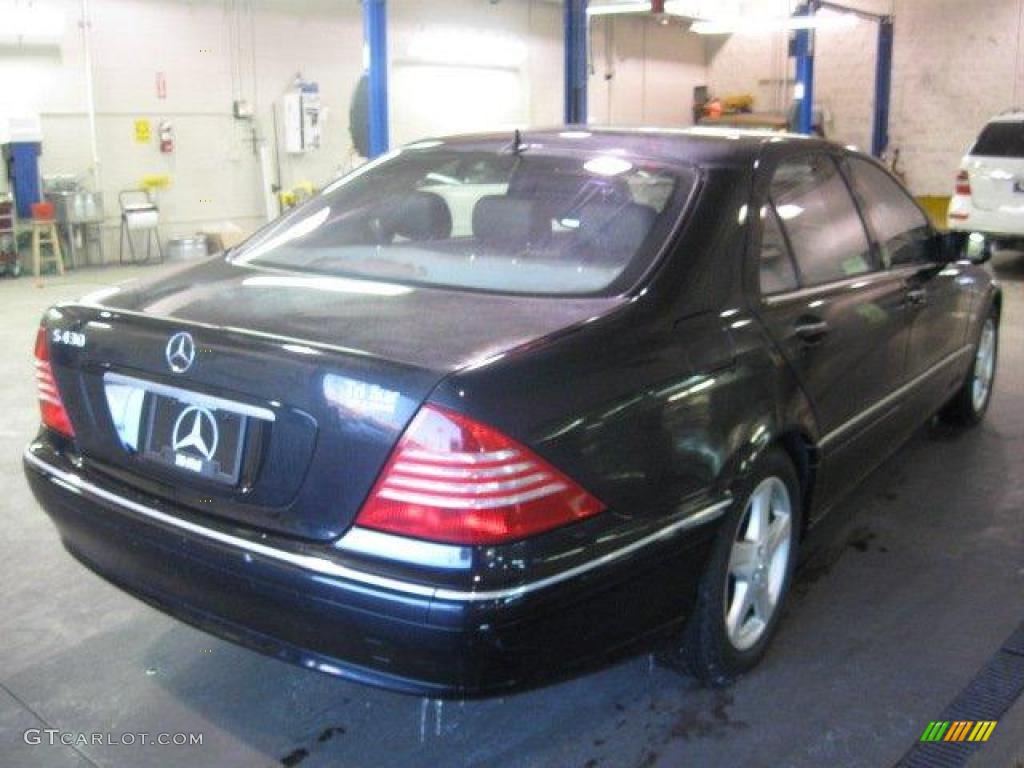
left=931, top=231, right=962, bottom=263
left=933, top=231, right=989, bottom=264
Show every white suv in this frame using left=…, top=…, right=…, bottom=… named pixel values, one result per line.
left=949, top=112, right=1024, bottom=256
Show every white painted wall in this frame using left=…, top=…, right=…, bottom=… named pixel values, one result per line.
left=588, top=16, right=708, bottom=126
left=0, top=0, right=565, bottom=261
left=0, top=0, right=366, bottom=258
left=389, top=0, right=564, bottom=143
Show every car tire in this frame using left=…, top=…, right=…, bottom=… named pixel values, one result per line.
left=941, top=308, right=999, bottom=427
left=662, top=446, right=801, bottom=687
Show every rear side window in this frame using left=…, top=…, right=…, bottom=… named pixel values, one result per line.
left=972, top=121, right=1024, bottom=158
left=758, top=204, right=798, bottom=294
left=847, top=158, right=931, bottom=267
left=769, top=154, right=874, bottom=286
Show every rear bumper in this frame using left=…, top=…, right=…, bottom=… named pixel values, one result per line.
left=24, top=442, right=720, bottom=696
left=947, top=200, right=1024, bottom=239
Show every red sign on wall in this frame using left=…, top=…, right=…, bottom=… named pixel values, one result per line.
left=156, top=72, right=167, bottom=100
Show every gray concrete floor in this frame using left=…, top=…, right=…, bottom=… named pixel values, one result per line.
left=1, top=257, right=1022, bottom=768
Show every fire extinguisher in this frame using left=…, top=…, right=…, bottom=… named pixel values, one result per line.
left=159, top=120, right=175, bottom=154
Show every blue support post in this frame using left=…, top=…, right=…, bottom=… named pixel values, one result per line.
left=871, top=17, right=894, bottom=157
left=793, top=2, right=816, bottom=135
left=363, top=0, right=389, bottom=158
left=564, top=0, right=588, bottom=125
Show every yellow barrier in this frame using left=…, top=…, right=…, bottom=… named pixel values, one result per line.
left=916, top=196, right=950, bottom=231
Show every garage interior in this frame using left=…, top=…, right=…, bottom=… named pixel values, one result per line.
left=2, top=0, right=1024, bottom=766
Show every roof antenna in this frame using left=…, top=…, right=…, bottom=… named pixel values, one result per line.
left=512, top=128, right=524, bottom=156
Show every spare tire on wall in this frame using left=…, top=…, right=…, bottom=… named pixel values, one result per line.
left=350, top=73, right=370, bottom=159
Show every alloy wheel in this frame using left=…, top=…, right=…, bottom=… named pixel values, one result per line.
left=972, top=318, right=996, bottom=413
left=724, top=476, right=793, bottom=652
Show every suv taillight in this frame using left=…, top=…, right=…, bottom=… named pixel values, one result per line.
left=34, top=327, right=75, bottom=438
left=955, top=170, right=971, bottom=196
left=355, top=404, right=605, bottom=545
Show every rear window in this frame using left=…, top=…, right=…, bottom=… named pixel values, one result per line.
left=231, top=143, right=696, bottom=296
left=972, top=121, right=1024, bottom=158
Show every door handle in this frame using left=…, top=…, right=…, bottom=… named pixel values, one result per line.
left=905, top=287, right=928, bottom=307
left=794, top=316, right=830, bottom=344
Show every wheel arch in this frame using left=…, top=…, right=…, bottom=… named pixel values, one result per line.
left=772, top=429, right=818, bottom=539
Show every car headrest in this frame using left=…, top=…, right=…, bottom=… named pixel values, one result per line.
left=472, top=196, right=549, bottom=246
left=578, top=201, right=657, bottom=255
left=385, top=191, right=452, bottom=241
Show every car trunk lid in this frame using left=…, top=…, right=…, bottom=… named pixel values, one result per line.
left=45, top=258, right=622, bottom=541
left=967, top=121, right=1024, bottom=212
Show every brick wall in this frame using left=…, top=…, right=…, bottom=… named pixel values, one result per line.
left=890, top=0, right=1023, bottom=194
left=708, top=0, right=1024, bottom=195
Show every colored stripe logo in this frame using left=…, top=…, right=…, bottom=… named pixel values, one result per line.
left=920, top=721, right=997, bottom=742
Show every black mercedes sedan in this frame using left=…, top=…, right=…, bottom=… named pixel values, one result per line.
left=25, top=128, right=1000, bottom=696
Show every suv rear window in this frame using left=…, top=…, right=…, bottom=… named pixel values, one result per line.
left=232, top=143, right=696, bottom=297
left=972, top=121, right=1024, bottom=158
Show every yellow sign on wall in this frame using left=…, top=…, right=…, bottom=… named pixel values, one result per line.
left=134, top=119, right=151, bottom=143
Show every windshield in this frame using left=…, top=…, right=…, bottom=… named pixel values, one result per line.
left=232, top=142, right=697, bottom=296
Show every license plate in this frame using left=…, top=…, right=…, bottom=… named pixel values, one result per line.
left=142, top=394, right=247, bottom=485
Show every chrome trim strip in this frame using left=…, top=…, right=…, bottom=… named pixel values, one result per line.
left=24, top=450, right=436, bottom=598
left=431, top=498, right=734, bottom=602
left=762, top=266, right=922, bottom=306
left=819, top=345, right=973, bottom=448
left=334, top=528, right=473, bottom=570
left=103, top=372, right=276, bottom=422
left=24, top=450, right=731, bottom=603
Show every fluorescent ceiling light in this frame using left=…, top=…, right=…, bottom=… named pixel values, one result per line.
left=242, top=275, right=411, bottom=297
left=0, top=6, right=64, bottom=46
left=584, top=156, right=634, bottom=176
left=776, top=204, right=804, bottom=221
left=690, top=11, right=858, bottom=35
left=587, top=2, right=652, bottom=16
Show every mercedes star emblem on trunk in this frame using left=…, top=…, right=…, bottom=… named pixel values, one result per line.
left=166, top=332, right=196, bottom=373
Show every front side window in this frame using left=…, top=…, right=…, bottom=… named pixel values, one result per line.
left=231, top=143, right=696, bottom=296
left=769, top=154, right=875, bottom=286
left=847, top=158, right=932, bottom=267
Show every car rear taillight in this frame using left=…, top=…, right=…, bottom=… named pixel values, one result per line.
left=355, top=404, right=605, bottom=545
left=955, top=170, right=971, bottom=196
left=34, top=327, right=75, bottom=438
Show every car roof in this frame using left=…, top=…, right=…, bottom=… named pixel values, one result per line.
left=986, top=111, right=1024, bottom=124
left=407, top=126, right=829, bottom=169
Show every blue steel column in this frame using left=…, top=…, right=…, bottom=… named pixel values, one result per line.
left=793, top=2, right=816, bottom=135
left=871, top=17, right=894, bottom=156
left=564, top=0, right=588, bottom=124
left=363, top=0, right=389, bottom=157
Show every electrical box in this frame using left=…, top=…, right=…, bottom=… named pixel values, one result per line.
left=282, top=81, right=321, bottom=154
